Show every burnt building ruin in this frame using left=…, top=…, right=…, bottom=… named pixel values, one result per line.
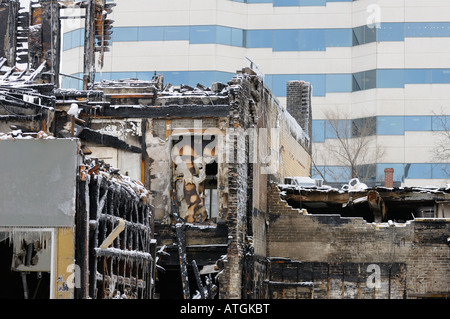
left=0, top=0, right=449, bottom=300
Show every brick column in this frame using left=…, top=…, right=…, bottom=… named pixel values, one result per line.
left=286, top=81, right=312, bottom=153
left=384, top=168, right=394, bottom=188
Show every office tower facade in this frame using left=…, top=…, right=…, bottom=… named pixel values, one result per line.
left=61, top=0, right=450, bottom=187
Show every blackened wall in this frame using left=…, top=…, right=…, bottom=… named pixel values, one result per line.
left=267, top=184, right=450, bottom=299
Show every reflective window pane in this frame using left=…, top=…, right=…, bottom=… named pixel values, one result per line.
left=164, top=26, right=189, bottom=41
left=274, top=0, right=299, bottom=6
left=231, top=28, right=244, bottom=47
left=430, top=22, right=450, bottom=37
left=405, top=69, right=431, bottom=84
left=299, top=29, right=325, bottom=51
left=300, top=0, right=326, bottom=6
left=272, top=74, right=300, bottom=96
left=404, top=116, right=431, bottom=131
left=377, top=23, right=404, bottom=41
left=273, top=29, right=299, bottom=51
left=404, top=22, right=432, bottom=37
left=364, top=25, right=377, bottom=44
left=325, top=28, right=352, bottom=47
left=326, top=74, right=352, bottom=92
left=432, top=164, right=450, bottom=179
left=432, top=69, right=450, bottom=84
left=377, top=116, right=404, bottom=135
left=112, top=27, right=138, bottom=42
left=312, top=120, right=325, bottom=142
left=431, top=115, right=450, bottom=131
left=405, top=163, right=431, bottom=179
left=190, top=25, right=216, bottom=44
left=352, top=26, right=365, bottom=45
left=324, top=166, right=352, bottom=183
left=377, top=69, right=404, bottom=88
left=138, top=26, right=164, bottom=41
left=246, top=30, right=272, bottom=48
left=352, top=71, right=364, bottom=91
left=63, top=31, right=72, bottom=51
left=189, top=71, right=215, bottom=87
left=216, top=26, right=231, bottom=45
left=325, top=119, right=351, bottom=139
left=161, top=71, right=189, bottom=86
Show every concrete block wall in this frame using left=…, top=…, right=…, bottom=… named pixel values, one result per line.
left=267, top=184, right=450, bottom=298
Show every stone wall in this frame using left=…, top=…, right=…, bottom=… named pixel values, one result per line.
left=267, top=184, right=450, bottom=299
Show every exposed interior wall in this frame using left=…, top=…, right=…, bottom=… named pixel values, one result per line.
left=267, top=184, right=450, bottom=299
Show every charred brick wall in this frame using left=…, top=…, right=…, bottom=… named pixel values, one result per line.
left=219, top=74, right=252, bottom=299
left=267, top=184, right=450, bottom=299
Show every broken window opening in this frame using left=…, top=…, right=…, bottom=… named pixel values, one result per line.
left=171, top=134, right=219, bottom=224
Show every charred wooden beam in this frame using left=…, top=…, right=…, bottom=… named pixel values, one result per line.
left=175, top=222, right=190, bottom=299
left=0, top=0, right=20, bottom=67
left=77, top=127, right=142, bottom=153
left=89, top=104, right=230, bottom=119
left=192, top=260, right=206, bottom=299
left=28, top=0, right=61, bottom=85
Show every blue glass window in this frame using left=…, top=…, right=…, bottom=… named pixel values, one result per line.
left=231, top=28, right=244, bottom=47
left=352, top=25, right=376, bottom=46
left=324, top=166, right=352, bottom=183
left=325, top=28, right=352, bottom=47
left=312, top=120, right=325, bottom=142
left=430, top=22, right=450, bottom=37
left=377, top=116, right=404, bottom=135
left=299, top=29, right=325, bottom=51
left=216, top=26, right=232, bottom=45
left=325, top=119, right=351, bottom=139
left=109, top=72, right=138, bottom=80
left=189, top=71, right=215, bottom=87
left=63, top=32, right=72, bottom=51
left=112, top=27, right=138, bottom=42
left=405, top=69, right=431, bottom=84
left=326, top=74, right=352, bottom=92
left=138, top=26, right=164, bottom=41
left=431, top=115, right=450, bottom=131
left=161, top=71, right=189, bottom=86
left=377, top=69, right=404, bottom=88
left=190, top=26, right=216, bottom=44
left=377, top=23, right=404, bottom=41
left=74, top=29, right=84, bottom=48
left=215, top=71, right=235, bottom=84
left=352, top=70, right=376, bottom=91
left=300, top=0, right=326, bottom=6
left=164, top=26, right=189, bottom=41
left=432, top=164, right=450, bottom=179
left=405, top=163, right=431, bottom=179
left=273, top=29, right=299, bottom=51
left=404, top=23, right=432, bottom=37
left=273, top=0, right=299, bottom=6
left=272, top=74, right=300, bottom=96
left=404, top=116, right=431, bottom=131
left=63, top=29, right=84, bottom=50
left=246, top=30, right=272, bottom=48
left=432, top=69, right=450, bottom=84
left=312, top=166, right=351, bottom=183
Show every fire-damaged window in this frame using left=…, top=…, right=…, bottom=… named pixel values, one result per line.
left=171, top=134, right=219, bottom=223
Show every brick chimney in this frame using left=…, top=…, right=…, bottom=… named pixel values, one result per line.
left=286, top=80, right=312, bottom=152
left=384, top=168, right=394, bottom=188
